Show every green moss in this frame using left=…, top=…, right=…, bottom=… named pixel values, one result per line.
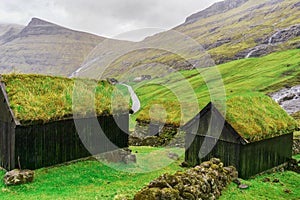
left=225, top=93, right=298, bottom=142
left=1, top=74, right=127, bottom=125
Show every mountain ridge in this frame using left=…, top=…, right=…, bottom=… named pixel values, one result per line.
left=0, top=18, right=106, bottom=76
left=1, top=0, right=300, bottom=78
left=184, top=0, right=249, bottom=24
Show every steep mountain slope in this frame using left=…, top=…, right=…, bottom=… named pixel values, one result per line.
left=0, top=24, right=24, bottom=45
left=0, top=18, right=105, bottom=76
left=175, top=0, right=300, bottom=64
left=81, top=0, right=300, bottom=79
left=1, top=0, right=300, bottom=79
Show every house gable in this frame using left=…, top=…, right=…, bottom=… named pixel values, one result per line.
left=183, top=102, right=247, bottom=145
left=0, top=77, right=19, bottom=125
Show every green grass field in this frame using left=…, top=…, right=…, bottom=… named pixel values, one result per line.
left=132, top=49, right=300, bottom=127
left=0, top=147, right=184, bottom=200
left=0, top=147, right=299, bottom=199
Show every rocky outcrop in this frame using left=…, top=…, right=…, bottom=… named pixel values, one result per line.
left=184, top=0, right=249, bottom=24
left=269, top=85, right=300, bottom=115
left=242, top=24, right=300, bottom=59
left=134, top=158, right=237, bottom=200
left=3, top=169, right=34, bottom=186
left=96, top=148, right=136, bottom=164
left=130, top=121, right=179, bottom=146
left=267, top=24, right=300, bottom=45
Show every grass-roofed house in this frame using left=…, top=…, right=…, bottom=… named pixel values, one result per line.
left=184, top=93, right=299, bottom=179
left=0, top=74, right=129, bottom=170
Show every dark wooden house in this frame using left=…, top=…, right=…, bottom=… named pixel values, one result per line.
left=184, top=94, right=299, bottom=179
left=0, top=74, right=129, bottom=170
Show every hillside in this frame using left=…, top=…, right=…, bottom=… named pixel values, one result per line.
left=0, top=18, right=105, bottom=76
left=132, top=49, right=300, bottom=126
left=80, top=0, right=300, bottom=79
left=175, top=0, right=300, bottom=64
left=1, top=1, right=300, bottom=79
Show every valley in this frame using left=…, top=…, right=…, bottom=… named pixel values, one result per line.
left=0, top=0, right=300, bottom=199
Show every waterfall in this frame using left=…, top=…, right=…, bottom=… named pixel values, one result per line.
left=69, top=57, right=99, bottom=78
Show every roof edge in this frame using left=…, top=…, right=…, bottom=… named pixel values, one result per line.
left=0, top=75, right=21, bottom=126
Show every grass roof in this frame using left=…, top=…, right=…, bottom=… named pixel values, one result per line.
left=224, top=93, right=299, bottom=142
left=1, top=74, right=128, bottom=125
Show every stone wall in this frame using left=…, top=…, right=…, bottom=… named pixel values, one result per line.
left=133, top=158, right=237, bottom=200
left=293, top=139, right=300, bottom=155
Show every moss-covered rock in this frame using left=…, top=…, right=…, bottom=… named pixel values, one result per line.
left=133, top=158, right=237, bottom=200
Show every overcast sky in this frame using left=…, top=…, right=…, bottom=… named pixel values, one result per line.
left=0, top=0, right=221, bottom=40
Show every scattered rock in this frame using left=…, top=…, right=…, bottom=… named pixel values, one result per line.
left=287, top=158, right=300, bottom=173
left=113, top=194, right=128, bottom=200
left=238, top=184, right=249, bottom=190
left=233, top=178, right=241, bottom=185
left=262, top=177, right=271, bottom=182
left=284, top=189, right=291, bottom=194
left=97, top=148, right=136, bottom=164
left=123, top=154, right=137, bottom=164
left=3, top=169, right=34, bottom=186
left=168, top=152, right=179, bottom=160
left=273, top=178, right=280, bottom=183
left=180, top=162, right=190, bottom=168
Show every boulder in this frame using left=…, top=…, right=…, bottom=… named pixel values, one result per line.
left=123, top=154, right=137, bottom=164
left=168, top=152, right=179, bottom=160
left=4, top=169, right=34, bottom=186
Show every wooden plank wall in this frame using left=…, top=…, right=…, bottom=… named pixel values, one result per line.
left=185, top=133, right=293, bottom=179
left=185, top=135, right=240, bottom=168
left=0, top=78, right=16, bottom=170
left=14, top=114, right=129, bottom=170
left=239, top=133, right=293, bottom=179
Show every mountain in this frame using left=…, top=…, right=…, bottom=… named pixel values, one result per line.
left=1, top=0, right=300, bottom=78
left=0, top=18, right=105, bottom=76
left=174, top=0, right=300, bottom=64
left=0, top=24, right=24, bottom=45
left=79, top=0, right=300, bottom=80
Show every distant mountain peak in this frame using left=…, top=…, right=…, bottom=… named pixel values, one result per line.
left=184, top=0, right=249, bottom=24
left=19, top=17, right=71, bottom=37
left=27, top=17, right=58, bottom=27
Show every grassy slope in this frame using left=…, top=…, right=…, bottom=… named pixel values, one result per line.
left=0, top=147, right=184, bottom=200
left=221, top=171, right=300, bottom=200
left=133, top=49, right=300, bottom=127
left=0, top=147, right=299, bottom=199
left=1, top=74, right=128, bottom=125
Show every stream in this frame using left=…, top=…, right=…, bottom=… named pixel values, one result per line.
left=269, top=85, right=300, bottom=114
left=120, top=83, right=141, bottom=113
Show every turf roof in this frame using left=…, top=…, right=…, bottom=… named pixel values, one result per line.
left=223, top=93, right=298, bottom=142
left=1, top=74, right=127, bottom=125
